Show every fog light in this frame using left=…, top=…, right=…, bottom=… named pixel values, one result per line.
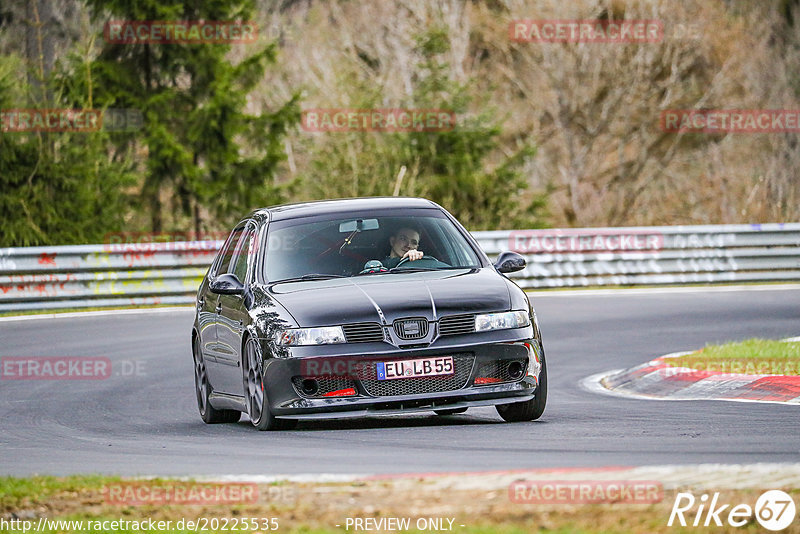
left=507, top=361, right=525, bottom=380
left=301, top=379, right=319, bottom=395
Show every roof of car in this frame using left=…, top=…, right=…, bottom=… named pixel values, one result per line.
left=250, top=197, right=440, bottom=222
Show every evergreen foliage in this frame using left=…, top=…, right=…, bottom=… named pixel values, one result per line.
left=84, top=0, right=299, bottom=234
left=303, top=27, right=546, bottom=230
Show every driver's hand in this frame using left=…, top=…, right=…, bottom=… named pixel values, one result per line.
left=403, top=250, right=424, bottom=261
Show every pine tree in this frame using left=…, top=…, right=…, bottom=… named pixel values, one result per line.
left=85, top=0, right=299, bottom=235
left=303, top=26, right=545, bottom=231
left=0, top=13, right=135, bottom=247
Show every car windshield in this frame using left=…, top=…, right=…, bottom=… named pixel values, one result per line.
left=262, top=210, right=482, bottom=282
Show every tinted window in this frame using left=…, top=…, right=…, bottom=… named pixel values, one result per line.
left=262, top=210, right=481, bottom=282
left=229, top=228, right=254, bottom=282
left=216, top=227, right=243, bottom=276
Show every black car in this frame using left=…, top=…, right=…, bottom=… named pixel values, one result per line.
left=191, top=197, right=546, bottom=430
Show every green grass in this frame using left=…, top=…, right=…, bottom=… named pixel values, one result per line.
left=0, top=475, right=114, bottom=510
left=0, top=475, right=786, bottom=534
left=666, top=339, right=800, bottom=375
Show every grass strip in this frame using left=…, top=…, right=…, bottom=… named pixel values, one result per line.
left=665, top=339, right=800, bottom=376
left=1, top=475, right=796, bottom=534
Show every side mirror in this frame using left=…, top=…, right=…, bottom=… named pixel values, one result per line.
left=210, top=273, right=245, bottom=295
left=494, top=251, right=526, bottom=274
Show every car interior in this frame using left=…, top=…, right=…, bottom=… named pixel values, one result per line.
left=267, top=217, right=462, bottom=280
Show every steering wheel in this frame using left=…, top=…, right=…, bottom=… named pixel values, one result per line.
left=393, top=255, right=445, bottom=269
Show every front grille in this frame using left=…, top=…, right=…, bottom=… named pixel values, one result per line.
left=342, top=322, right=385, bottom=343
left=393, top=317, right=429, bottom=340
left=474, top=359, right=528, bottom=384
left=291, top=376, right=356, bottom=398
left=359, top=354, right=474, bottom=397
left=439, top=314, right=475, bottom=336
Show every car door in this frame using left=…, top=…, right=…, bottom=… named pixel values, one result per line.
left=215, top=222, right=256, bottom=395
left=204, top=225, right=245, bottom=389
left=196, top=276, right=219, bottom=369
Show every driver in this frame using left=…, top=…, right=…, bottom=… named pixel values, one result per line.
left=382, top=227, right=424, bottom=268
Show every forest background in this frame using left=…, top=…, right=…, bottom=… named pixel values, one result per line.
left=1, top=0, right=798, bottom=246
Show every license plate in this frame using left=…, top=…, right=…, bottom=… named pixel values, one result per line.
left=376, top=356, right=454, bottom=380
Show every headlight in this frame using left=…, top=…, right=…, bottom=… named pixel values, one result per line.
left=276, top=326, right=346, bottom=346
left=474, top=310, right=531, bottom=332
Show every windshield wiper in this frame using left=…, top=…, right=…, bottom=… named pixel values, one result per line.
left=388, top=267, right=439, bottom=273
left=387, top=265, right=479, bottom=274
left=270, top=273, right=347, bottom=283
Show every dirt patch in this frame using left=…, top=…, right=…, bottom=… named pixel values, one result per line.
left=3, top=470, right=799, bottom=533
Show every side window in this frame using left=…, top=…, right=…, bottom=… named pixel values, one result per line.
left=216, top=227, right=244, bottom=276
left=229, top=228, right=254, bottom=283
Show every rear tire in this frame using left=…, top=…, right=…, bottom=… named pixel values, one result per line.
left=434, top=408, right=468, bottom=415
left=193, top=336, right=240, bottom=424
left=243, top=337, right=297, bottom=431
left=496, top=347, right=547, bottom=422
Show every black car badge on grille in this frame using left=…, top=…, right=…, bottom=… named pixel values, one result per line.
left=404, top=322, right=420, bottom=336
left=394, top=318, right=428, bottom=340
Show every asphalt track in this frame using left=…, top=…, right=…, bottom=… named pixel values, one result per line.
left=1, top=286, right=798, bottom=477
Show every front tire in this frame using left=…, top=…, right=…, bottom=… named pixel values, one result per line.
left=193, top=336, right=240, bottom=424
left=496, top=347, right=547, bottom=422
left=243, top=337, right=297, bottom=431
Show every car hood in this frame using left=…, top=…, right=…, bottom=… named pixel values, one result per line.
left=266, top=268, right=512, bottom=326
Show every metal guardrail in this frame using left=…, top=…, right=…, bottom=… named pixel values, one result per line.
left=0, top=241, right=219, bottom=312
left=1, top=223, right=799, bottom=311
left=477, top=223, right=800, bottom=289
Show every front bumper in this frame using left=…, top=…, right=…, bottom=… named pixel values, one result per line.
left=262, top=337, right=542, bottom=419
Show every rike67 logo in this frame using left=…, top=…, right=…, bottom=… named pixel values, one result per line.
left=669, top=490, right=796, bottom=531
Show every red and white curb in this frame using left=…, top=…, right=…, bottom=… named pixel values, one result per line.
left=583, top=337, right=800, bottom=404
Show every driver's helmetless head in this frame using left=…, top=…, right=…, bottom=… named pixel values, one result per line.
left=389, top=227, right=420, bottom=258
